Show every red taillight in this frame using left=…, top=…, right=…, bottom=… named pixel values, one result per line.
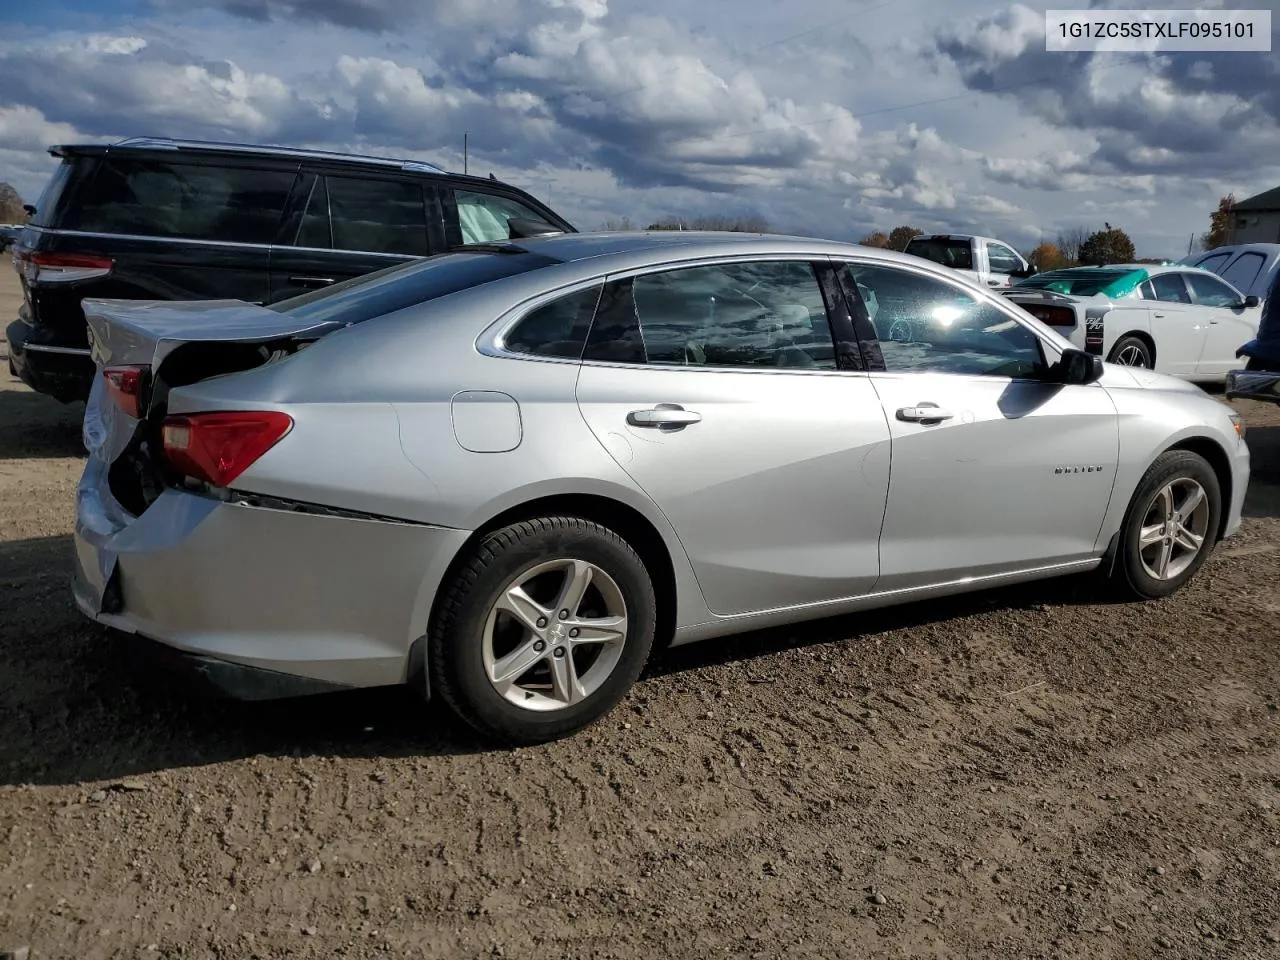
left=161, top=411, right=294, bottom=488
left=102, top=365, right=149, bottom=418
left=1025, top=305, right=1076, bottom=327
left=24, top=251, right=114, bottom=283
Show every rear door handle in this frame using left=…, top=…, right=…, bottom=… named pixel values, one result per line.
left=627, top=404, right=702, bottom=428
left=986, top=279, right=1003, bottom=287
left=1153, top=312, right=1166, bottom=319
left=289, top=276, right=336, bottom=287
left=896, top=403, right=954, bottom=424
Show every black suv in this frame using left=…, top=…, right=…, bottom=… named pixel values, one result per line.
left=7, top=137, right=575, bottom=403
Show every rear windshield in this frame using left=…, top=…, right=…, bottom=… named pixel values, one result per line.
left=1014, top=268, right=1142, bottom=297
left=26, top=158, right=78, bottom=227
left=268, top=248, right=561, bottom=326
left=62, top=157, right=296, bottom=244
left=904, top=237, right=973, bottom=270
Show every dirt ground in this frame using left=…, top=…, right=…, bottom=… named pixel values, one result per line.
left=1, top=263, right=1278, bottom=960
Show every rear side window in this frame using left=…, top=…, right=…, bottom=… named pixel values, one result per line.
left=904, top=237, right=973, bottom=270
left=1220, top=253, right=1266, bottom=297
left=270, top=250, right=561, bottom=326
left=26, top=158, right=77, bottom=227
left=1148, top=273, right=1192, bottom=303
left=503, top=286, right=602, bottom=359
left=64, top=158, right=294, bottom=244
left=326, top=176, right=429, bottom=256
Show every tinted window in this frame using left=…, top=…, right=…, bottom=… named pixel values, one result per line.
left=987, top=242, right=1022, bottom=273
left=1186, top=271, right=1242, bottom=307
left=585, top=261, right=835, bottom=370
left=456, top=190, right=550, bottom=244
left=269, top=250, right=560, bottom=326
left=1220, top=253, right=1266, bottom=297
left=1193, top=252, right=1231, bottom=275
left=1148, top=273, right=1191, bottom=303
left=904, top=237, right=973, bottom=270
left=27, top=158, right=77, bottom=227
left=327, top=177, right=428, bottom=256
left=296, top=177, right=331, bottom=248
left=65, top=159, right=293, bottom=244
left=847, top=263, right=1045, bottom=378
left=504, top=286, right=602, bottom=359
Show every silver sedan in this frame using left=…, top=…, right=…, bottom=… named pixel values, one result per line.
left=73, top=232, right=1251, bottom=744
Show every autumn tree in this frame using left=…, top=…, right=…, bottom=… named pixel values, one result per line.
left=859, top=231, right=890, bottom=248
left=598, top=216, right=636, bottom=231
left=0, top=182, right=24, bottom=223
left=1029, top=241, right=1066, bottom=271
left=1078, top=223, right=1136, bottom=266
left=1055, top=226, right=1089, bottom=265
left=887, top=225, right=923, bottom=251
left=1200, top=194, right=1235, bottom=251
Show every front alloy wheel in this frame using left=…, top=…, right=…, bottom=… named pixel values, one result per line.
left=1137, top=478, right=1210, bottom=582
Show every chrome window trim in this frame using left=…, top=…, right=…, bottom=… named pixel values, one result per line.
left=23, top=226, right=420, bottom=261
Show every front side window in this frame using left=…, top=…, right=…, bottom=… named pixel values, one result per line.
left=326, top=176, right=429, bottom=256
left=986, top=242, right=1023, bottom=273
left=65, top=159, right=294, bottom=244
left=455, top=190, right=549, bottom=245
left=1185, top=271, right=1244, bottom=307
left=843, top=262, right=1046, bottom=379
left=504, top=286, right=603, bottom=359
left=585, top=260, right=836, bottom=370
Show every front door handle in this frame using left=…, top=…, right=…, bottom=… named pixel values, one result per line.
left=896, top=403, right=954, bottom=424
left=289, top=275, right=336, bottom=287
left=627, top=403, right=702, bottom=429
left=986, top=279, right=1003, bottom=287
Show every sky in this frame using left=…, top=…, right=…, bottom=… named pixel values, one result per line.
left=0, top=0, right=1277, bottom=259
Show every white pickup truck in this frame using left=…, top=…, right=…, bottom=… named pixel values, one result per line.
left=902, top=233, right=1035, bottom=289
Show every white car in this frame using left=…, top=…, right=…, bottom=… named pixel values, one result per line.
left=903, top=233, right=1034, bottom=290
left=1004, top=264, right=1261, bottom=382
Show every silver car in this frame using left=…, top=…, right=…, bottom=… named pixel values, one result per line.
left=73, top=232, right=1251, bottom=744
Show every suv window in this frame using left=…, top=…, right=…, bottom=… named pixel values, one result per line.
left=504, top=286, right=603, bottom=359
left=296, top=177, right=332, bottom=249
left=986, top=242, right=1022, bottom=273
left=904, top=237, right=974, bottom=270
left=1185, top=271, right=1243, bottom=307
left=1192, top=252, right=1231, bottom=275
left=585, top=261, right=835, bottom=370
left=455, top=190, right=550, bottom=245
left=325, top=176, right=429, bottom=256
left=270, top=249, right=560, bottom=326
left=1143, top=273, right=1192, bottom=304
left=844, top=263, right=1045, bottom=378
left=1220, top=253, right=1266, bottom=297
left=64, top=158, right=294, bottom=244
left=27, top=158, right=77, bottom=227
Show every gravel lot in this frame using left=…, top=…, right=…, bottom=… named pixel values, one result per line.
left=1, top=263, right=1279, bottom=960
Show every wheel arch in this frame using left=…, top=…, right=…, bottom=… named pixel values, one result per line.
left=1108, top=329, right=1157, bottom=367
left=426, top=492, right=684, bottom=660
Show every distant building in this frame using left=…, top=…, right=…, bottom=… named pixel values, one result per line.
left=1233, top=186, right=1280, bottom=244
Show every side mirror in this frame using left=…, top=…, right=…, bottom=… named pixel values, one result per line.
left=507, top=218, right=563, bottom=240
left=1242, top=295, right=1261, bottom=309
left=1055, top=347, right=1104, bottom=385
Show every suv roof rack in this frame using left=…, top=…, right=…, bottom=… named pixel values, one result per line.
left=106, top=136, right=449, bottom=175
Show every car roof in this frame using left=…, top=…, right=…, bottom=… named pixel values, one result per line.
left=46, top=136, right=536, bottom=193
left=507, top=230, right=931, bottom=265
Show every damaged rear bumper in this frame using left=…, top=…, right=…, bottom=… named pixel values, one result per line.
left=73, top=485, right=471, bottom=698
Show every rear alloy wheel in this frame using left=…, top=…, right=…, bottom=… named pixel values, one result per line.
left=1112, top=450, right=1221, bottom=599
left=1109, top=335, right=1153, bottom=369
left=430, top=517, right=656, bottom=744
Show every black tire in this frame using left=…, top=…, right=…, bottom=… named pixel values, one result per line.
left=430, top=516, right=657, bottom=745
left=1109, top=335, right=1153, bottom=369
left=1111, top=450, right=1221, bottom=600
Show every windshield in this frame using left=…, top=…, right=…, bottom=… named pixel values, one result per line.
left=268, top=249, right=562, bottom=327
left=1014, top=268, right=1145, bottom=298
left=904, top=237, right=973, bottom=270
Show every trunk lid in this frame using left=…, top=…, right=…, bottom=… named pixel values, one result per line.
left=80, top=298, right=343, bottom=522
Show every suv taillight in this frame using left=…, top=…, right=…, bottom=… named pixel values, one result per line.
left=161, top=411, right=294, bottom=489
left=102, top=365, right=150, bottom=418
left=22, top=251, right=114, bottom=284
